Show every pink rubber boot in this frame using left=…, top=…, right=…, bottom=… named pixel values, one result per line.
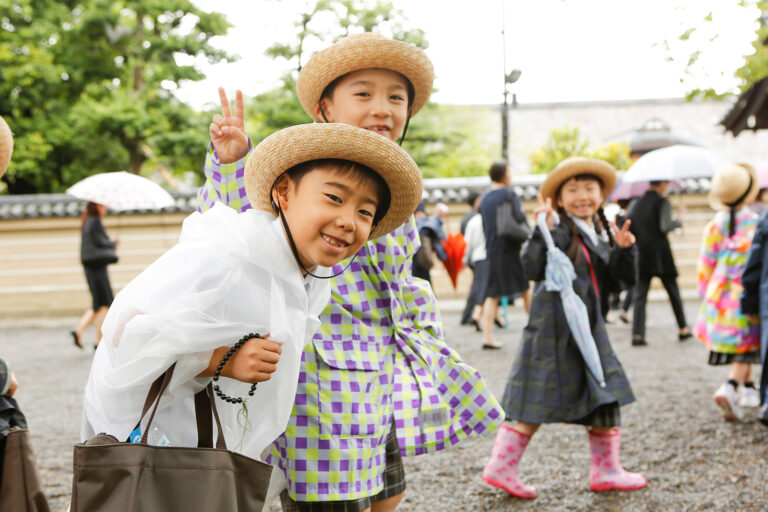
left=481, top=424, right=537, bottom=499
left=588, top=428, right=647, bottom=491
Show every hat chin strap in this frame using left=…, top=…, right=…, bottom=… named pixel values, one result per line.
left=723, top=174, right=753, bottom=238
left=271, top=185, right=359, bottom=280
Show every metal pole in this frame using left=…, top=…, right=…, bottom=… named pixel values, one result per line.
left=501, top=0, right=508, bottom=162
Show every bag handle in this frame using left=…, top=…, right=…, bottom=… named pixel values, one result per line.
left=194, top=384, right=227, bottom=450
left=133, top=364, right=227, bottom=450
left=138, top=364, right=177, bottom=444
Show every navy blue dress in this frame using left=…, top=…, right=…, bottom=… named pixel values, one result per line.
left=479, top=188, right=529, bottom=298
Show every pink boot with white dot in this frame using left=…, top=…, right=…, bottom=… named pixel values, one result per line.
left=481, top=423, right=537, bottom=499
left=588, top=428, right=647, bottom=492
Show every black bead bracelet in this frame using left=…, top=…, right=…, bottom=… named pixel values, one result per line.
left=212, top=332, right=260, bottom=404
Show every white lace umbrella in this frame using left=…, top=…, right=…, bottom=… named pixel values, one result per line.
left=66, top=171, right=175, bottom=211
left=622, top=144, right=731, bottom=183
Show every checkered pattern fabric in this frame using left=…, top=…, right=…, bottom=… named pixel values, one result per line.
left=199, top=145, right=503, bottom=501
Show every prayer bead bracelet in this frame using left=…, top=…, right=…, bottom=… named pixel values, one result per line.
left=212, top=333, right=260, bottom=404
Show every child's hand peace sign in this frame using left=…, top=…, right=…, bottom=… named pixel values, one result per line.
left=610, top=219, right=636, bottom=248
left=534, top=194, right=555, bottom=230
left=210, top=87, right=249, bottom=164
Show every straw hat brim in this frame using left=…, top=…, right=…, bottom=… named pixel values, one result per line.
left=708, top=163, right=760, bottom=211
left=245, top=123, right=422, bottom=240
left=297, top=33, right=434, bottom=122
left=0, top=116, right=13, bottom=178
left=539, top=157, right=617, bottom=205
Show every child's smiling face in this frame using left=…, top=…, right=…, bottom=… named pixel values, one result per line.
left=317, top=68, right=410, bottom=142
left=274, top=164, right=384, bottom=271
left=556, top=176, right=604, bottom=222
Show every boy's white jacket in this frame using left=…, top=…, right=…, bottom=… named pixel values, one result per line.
left=81, top=203, right=330, bottom=459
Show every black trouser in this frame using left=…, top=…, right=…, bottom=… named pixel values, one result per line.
left=621, top=289, right=633, bottom=311
left=632, top=273, right=687, bottom=340
left=761, top=348, right=767, bottom=405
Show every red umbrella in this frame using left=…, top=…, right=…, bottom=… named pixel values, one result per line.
left=441, top=232, right=467, bottom=289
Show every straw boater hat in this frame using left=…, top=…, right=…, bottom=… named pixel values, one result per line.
left=296, top=32, right=434, bottom=122
left=245, top=123, right=422, bottom=240
left=708, top=163, right=760, bottom=211
left=0, top=116, right=13, bottom=179
left=539, top=156, right=617, bottom=204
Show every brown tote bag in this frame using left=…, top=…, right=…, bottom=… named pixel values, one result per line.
left=71, top=364, right=273, bottom=512
left=0, top=427, right=52, bottom=512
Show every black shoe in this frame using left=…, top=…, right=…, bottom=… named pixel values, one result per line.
left=470, top=319, right=482, bottom=332
left=632, top=338, right=648, bottom=346
left=482, top=343, right=503, bottom=350
left=70, top=330, right=83, bottom=349
left=494, top=318, right=505, bottom=329
left=678, top=331, right=693, bottom=341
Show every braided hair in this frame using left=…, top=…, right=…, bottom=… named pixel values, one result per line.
left=596, top=206, right=615, bottom=247
left=557, top=206, right=582, bottom=263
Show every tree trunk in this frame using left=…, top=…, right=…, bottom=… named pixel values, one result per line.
left=127, top=138, right=147, bottom=174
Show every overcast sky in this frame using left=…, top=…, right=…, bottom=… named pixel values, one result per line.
left=176, top=0, right=759, bottom=109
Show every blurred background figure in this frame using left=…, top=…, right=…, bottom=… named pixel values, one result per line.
left=413, top=202, right=447, bottom=286
left=461, top=195, right=488, bottom=330
left=460, top=193, right=481, bottom=235
left=604, top=199, right=634, bottom=323
left=628, top=180, right=692, bottom=346
left=695, top=164, right=761, bottom=422
left=71, top=202, right=118, bottom=350
left=478, top=161, right=531, bottom=349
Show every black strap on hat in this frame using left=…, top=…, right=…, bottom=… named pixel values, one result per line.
left=270, top=183, right=360, bottom=280
left=724, top=173, right=754, bottom=238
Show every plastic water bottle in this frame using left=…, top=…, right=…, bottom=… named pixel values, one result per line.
left=147, top=427, right=171, bottom=447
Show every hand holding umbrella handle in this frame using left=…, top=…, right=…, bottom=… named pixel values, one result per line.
left=536, top=211, right=556, bottom=251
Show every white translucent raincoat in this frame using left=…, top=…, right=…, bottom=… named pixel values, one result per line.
left=81, top=203, right=329, bottom=460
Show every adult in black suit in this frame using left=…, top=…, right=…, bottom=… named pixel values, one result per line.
left=627, top=181, right=692, bottom=346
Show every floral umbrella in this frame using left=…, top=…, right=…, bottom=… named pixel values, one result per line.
left=66, top=171, right=175, bottom=212
left=441, top=232, right=466, bottom=289
left=536, top=212, right=606, bottom=387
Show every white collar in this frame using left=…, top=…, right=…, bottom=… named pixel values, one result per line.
left=567, top=214, right=607, bottom=246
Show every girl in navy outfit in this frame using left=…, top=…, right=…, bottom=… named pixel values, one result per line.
left=482, top=157, right=646, bottom=498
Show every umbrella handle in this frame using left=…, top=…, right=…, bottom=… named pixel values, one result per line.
left=536, top=212, right=556, bottom=250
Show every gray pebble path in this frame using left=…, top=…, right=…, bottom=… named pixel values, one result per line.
left=1, top=300, right=765, bottom=511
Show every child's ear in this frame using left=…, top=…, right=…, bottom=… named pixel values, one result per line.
left=316, top=99, right=333, bottom=122
left=273, top=174, right=293, bottom=211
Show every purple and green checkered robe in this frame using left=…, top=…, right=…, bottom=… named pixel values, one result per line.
left=198, top=144, right=503, bottom=501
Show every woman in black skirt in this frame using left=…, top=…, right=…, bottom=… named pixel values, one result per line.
left=477, top=161, right=531, bottom=348
left=71, top=202, right=118, bottom=349
left=481, top=158, right=645, bottom=499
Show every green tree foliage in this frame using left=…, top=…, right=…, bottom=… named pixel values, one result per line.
left=0, top=0, right=230, bottom=193
left=664, top=1, right=768, bottom=99
left=528, top=125, right=631, bottom=174
left=406, top=103, right=494, bottom=178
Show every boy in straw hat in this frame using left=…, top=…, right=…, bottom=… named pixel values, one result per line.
left=196, top=33, right=503, bottom=511
left=695, top=163, right=761, bottom=422
left=484, top=157, right=645, bottom=498
left=81, top=123, right=422, bottom=475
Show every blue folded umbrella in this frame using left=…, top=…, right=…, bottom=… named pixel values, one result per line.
left=537, top=212, right=606, bottom=387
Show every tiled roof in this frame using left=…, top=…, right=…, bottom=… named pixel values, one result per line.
left=0, top=176, right=712, bottom=219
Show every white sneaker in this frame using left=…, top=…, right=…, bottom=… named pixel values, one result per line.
left=740, top=386, right=761, bottom=408
left=713, top=383, right=744, bottom=421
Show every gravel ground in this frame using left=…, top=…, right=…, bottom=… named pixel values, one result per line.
left=1, top=299, right=766, bottom=511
